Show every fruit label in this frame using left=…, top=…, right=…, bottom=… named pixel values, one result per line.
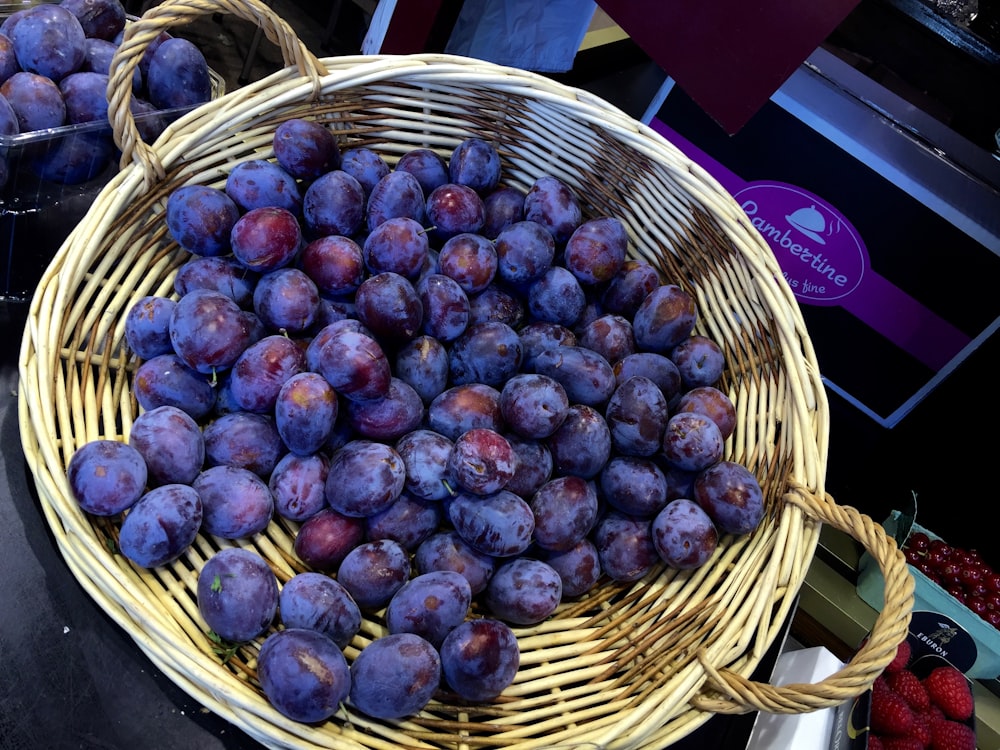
left=909, top=610, right=977, bottom=674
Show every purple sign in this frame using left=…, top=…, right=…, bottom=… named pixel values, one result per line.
left=734, top=183, right=865, bottom=304
left=650, top=119, right=971, bottom=372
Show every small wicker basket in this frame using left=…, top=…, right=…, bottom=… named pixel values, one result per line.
left=17, top=1, right=914, bottom=748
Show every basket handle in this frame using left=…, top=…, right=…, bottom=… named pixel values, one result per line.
left=691, top=481, right=915, bottom=715
left=106, top=0, right=328, bottom=183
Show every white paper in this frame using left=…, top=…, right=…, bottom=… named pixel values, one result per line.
left=746, top=646, right=846, bottom=750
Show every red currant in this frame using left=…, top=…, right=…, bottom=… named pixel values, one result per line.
left=960, top=566, right=984, bottom=588
left=967, top=581, right=989, bottom=599
left=968, top=596, right=990, bottom=617
left=940, top=562, right=963, bottom=588
left=925, top=551, right=945, bottom=570
left=904, top=548, right=924, bottom=566
left=928, top=539, right=952, bottom=557
left=907, top=531, right=931, bottom=552
left=954, top=549, right=976, bottom=569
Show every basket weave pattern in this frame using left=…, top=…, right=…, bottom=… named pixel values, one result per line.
left=17, top=1, right=914, bottom=748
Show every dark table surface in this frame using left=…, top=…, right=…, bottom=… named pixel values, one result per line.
left=0, top=300, right=780, bottom=750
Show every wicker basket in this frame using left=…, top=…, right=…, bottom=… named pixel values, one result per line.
left=17, top=0, right=914, bottom=748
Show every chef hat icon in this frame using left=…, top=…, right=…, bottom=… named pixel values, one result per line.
left=785, top=205, right=826, bottom=245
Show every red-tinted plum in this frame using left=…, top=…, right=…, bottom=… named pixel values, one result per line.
left=564, top=216, right=628, bottom=285
left=693, top=460, right=765, bottom=536
left=651, top=498, right=719, bottom=570
left=440, top=618, right=519, bottom=702
left=273, top=118, right=340, bottom=180
left=293, top=507, right=366, bottom=570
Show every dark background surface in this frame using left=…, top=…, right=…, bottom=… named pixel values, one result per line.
left=3, top=0, right=999, bottom=747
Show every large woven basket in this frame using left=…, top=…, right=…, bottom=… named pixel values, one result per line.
left=17, top=1, right=914, bottom=748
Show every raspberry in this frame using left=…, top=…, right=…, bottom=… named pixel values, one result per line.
left=929, top=718, right=977, bottom=750
left=869, top=736, right=885, bottom=750
left=873, top=673, right=891, bottom=696
left=887, top=639, right=912, bottom=672
left=905, top=710, right=932, bottom=747
left=886, top=668, right=931, bottom=711
left=871, top=681, right=916, bottom=736
left=923, top=666, right=975, bottom=722
left=881, top=737, right=925, bottom=750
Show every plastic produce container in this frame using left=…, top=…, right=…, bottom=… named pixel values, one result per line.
left=829, top=630, right=978, bottom=749
left=857, top=509, right=1000, bottom=680
left=0, top=1, right=224, bottom=303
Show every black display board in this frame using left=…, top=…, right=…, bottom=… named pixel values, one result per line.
left=653, top=84, right=1000, bottom=428
left=652, top=80, right=1000, bottom=551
